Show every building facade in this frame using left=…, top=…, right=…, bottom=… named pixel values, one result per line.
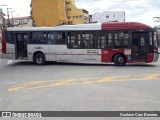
left=10, top=16, right=33, bottom=27
left=31, top=0, right=89, bottom=26
left=66, top=0, right=89, bottom=24
left=91, top=11, right=125, bottom=23
left=6, top=16, right=33, bottom=28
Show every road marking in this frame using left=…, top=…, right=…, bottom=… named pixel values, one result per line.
left=49, top=79, right=77, bottom=86
left=8, top=74, right=160, bottom=92
left=7, top=60, right=13, bottom=65
left=24, top=79, right=77, bottom=91
left=142, top=74, right=160, bottom=80
left=96, top=77, right=116, bottom=83
left=2, top=82, right=18, bottom=85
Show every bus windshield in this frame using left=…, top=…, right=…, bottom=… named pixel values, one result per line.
left=154, top=31, right=158, bottom=47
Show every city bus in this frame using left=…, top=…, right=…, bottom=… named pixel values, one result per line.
left=1, top=22, right=159, bottom=66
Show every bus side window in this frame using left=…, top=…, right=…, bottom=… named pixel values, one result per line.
left=48, top=32, right=65, bottom=44
left=48, top=32, right=56, bottom=44
left=56, top=32, right=65, bottom=44
left=6, top=32, right=14, bottom=43
left=98, top=31, right=112, bottom=49
left=29, top=32, right=47, bottom=44
left=148, top=32, right=154, bottom=52
left=67, top=31, right=81, bottom=49
left=114, top=31, right=128, bottom=48
left=24, top=34, right=28, bottom=40
left=82, top=31, right=96, bottom=49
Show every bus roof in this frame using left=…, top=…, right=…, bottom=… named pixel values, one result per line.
left=102, top=22, right=152, bottom=30
left=6, top=22, right=152, bottom=32
left=6, top=23, right=101, bottom=31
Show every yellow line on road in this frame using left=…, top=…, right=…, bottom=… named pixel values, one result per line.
left=8, top=74, right=160, bottom=92
left=141, top=74, right=160, bottom=80
left=8, top=79, right=67, bottom=92
left=49, top=79, right=77, bottom=86
left=96, top=77, right=115, bottom=83
left=21, top=79, right=78, bottom=91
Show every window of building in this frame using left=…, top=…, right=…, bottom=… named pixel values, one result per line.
left=48, top=32, right=65, bottom=44
left=67, top=31, right=81, bottom=49
left=66, top=8, right=71, bottom=12
left=66, top=2, right=70, bottom=4
left=114, top=31, right=129, bottom=48
left=68, top=21, right=73, bottom=24
left=106, top=15, right=109, bottom=18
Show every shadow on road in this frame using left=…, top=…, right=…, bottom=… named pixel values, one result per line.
left=8, top=61, right=158, bottom=67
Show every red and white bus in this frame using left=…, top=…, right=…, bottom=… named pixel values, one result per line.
left=1, top=22, right=159, bottom=65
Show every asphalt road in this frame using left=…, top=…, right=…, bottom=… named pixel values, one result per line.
left=0, top=52, right=160, bottom=120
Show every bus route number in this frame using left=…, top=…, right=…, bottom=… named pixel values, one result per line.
left=33, top=46, right=42, bottom=49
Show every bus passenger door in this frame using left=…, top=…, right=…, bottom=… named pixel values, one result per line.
left=15, top=33, right=28, bottom=59
left=132, top=32, right=147, bottom=62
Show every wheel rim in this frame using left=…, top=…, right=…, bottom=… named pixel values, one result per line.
left=36, top=55, right=43, bottom=64
left=118, top=57, right=124, bottom=63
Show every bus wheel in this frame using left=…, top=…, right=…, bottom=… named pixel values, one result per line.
left=34, top=53, right=45, bottom=65
left=113, top=54, right=126, bottom=66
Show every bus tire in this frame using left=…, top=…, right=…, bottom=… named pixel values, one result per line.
left=34, top=53, right=46, bottom=65
left=113, top=54, right=126, bottom=66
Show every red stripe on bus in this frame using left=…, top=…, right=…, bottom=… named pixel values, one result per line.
left=1, top=28, right=6, bottom=54
left=47, top=53, right=101, bottom=56
left=147, top=53, right=154, bottom=63
left=102, top=22, right=151, bottom=31
left=101, top=49, right=125, bottom=62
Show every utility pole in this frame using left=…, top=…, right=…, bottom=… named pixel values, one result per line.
left=7, top=8, right=12, bottom=27
left=11, top=10, right=15, bottom=27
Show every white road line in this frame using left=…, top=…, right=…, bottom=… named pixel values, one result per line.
left=7, top=60, right=13, bottom=65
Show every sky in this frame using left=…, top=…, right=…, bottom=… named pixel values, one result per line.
left=0, top=0, right=160, bottom=27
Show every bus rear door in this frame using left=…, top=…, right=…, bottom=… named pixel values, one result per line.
left=132, top=32, right=148, bottom=62
left=15, top=33, right=28, bottom=59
